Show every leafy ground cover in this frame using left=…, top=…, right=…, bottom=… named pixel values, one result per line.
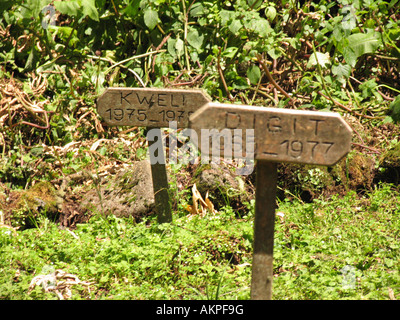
left=0, top=183, right=399, bottom=300
left=0, top=0, right=400, bottom=300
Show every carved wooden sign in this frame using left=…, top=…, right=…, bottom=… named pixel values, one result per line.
left=189, top=103, right=353, bottom=166
left=97, top=87, right=353, bottom=300
left=97, top=87, right=211, bottom=128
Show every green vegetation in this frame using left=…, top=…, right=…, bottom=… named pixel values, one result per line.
left=0, top=0, right=399, bottom=300
left=1, top=184, right=399, bottom=300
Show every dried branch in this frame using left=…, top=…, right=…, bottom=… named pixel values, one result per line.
left=256, top=54, right=292, bottom=101
left=218, top=48, right=234, bottom=101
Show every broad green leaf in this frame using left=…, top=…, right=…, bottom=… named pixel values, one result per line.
left=36, top=59, right=56, bottom=74
left=247, top=0, right=263, bottom=9
left=287, top=37, right=301, bottom=50
left=92, top=70, right=105, bottom=91
left=249, top=17, right=271, bottom=37
left=247, top=65, right=261, bottom=85
left=340, top=6, right=357, bottom=32
left=229, top=20, right=242, bottom=34
left=307, top=52, right=331, bottom=69
left=48, top=26, right=79, bottom=46
left=222, top=47, right=238, bottom=59
left=189, top=3, right=204, bottom=17
left=24, top=48, right=38, bottom=71
left=342, top=46, right=358, bottom=67
left=26, top=0, right=52, bottom=17
left=144, top=8, right=159, bottom=30
left=220, top=10, right=233, bottom=26
left=332, top=63, right=351, bottom=79
left=81, top=0, right=99, bottom=21
left=167, top=38, right=177, bottom=57
left=347, top=32, right=381, bottom=59
left=267, top=48, right=282, bottom=60
left=54, top=0, right=80, bottom=17
left=187, top=28, right=204, bottom=50
left=389, top=0, right=399, bottom=8
left=359, top=79, right=378, bottom=99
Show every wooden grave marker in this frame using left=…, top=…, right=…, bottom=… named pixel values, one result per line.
left=189, top=102, right=352, bottom=300
left=97, top=87, right=352, bottom=299
left=189, top=102, right=352, bottom=166
left=97, top=88, right=211, bottom=223
left=97, top=87, right=211, bottom=128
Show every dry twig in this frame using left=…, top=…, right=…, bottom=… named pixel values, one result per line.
left=217, top=48, right=234, bottom=102
left=0, top=77, right=51, bottom=130
left=256, top=54, right=292, bottom=101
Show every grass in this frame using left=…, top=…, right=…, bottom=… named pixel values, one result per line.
left=273, top=184, right=400, bottom=300
left=0, top=183, right=399, bottom=300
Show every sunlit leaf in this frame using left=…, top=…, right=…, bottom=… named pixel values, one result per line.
left=229, top=20, right=242, bottom=34
left=144, top=8, right=158, bottom=30
left=54, top=0, right=80, bottom=16
left=247, top=65, right=261, bottom=85
left=81, top=0, right=99, bottom=21
left=307, top=52, right=331, bottom=69
left=265, top=6, right=277, bottom=22
left=190, top=3, right=204, bottom=17
left=332, top=63, right=351, bottom=79
left=347, top=32, right=381, bottom=58
left=175, top=38, right=184, bottom=57
left=187, top=28, right=204, bottom=50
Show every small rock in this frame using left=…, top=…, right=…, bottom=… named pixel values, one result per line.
left=81, top=160, right=156, bottom=219
left=191, top=163, right=254, bottom=213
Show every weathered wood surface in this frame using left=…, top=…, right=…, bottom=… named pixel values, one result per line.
left=97, top=87, right=211, bottom=128
left=189, top=103, right=353, bottom=166
left=250, top=161, right=278, bottom=300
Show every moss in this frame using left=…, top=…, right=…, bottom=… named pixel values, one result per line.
left=80, top=160, right=156, bottom=219
left=375, top=142, right=400, bottom=184
left=333, top=151, right=375, bottom=191
left=379, top=142, right=400, bottom=168
left=3, top=181, right=59, bottom=229
left=20, top=181, right=58, bottom=212
left=298, top=166, right=334, bottom=194
left=278, top=163, right=336, bottom=201
left=278, top=151, right=376, bottom=201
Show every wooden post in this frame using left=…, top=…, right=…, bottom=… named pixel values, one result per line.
left=250, top=161, right=278, bottom=300
left=189, top=102, right=352, bottom=300
left=96, top=88, right=211, bottom=224
left=146, top=128, right=172, bottom=224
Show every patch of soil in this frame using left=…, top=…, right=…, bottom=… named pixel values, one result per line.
left=57, top=193, right=90, bottom=229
